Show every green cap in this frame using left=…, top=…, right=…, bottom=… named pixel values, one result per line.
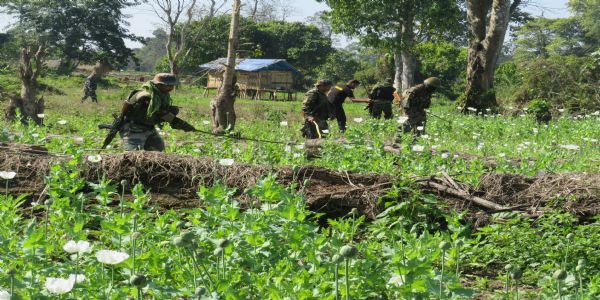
left=152, top=73, right=180, bottom=86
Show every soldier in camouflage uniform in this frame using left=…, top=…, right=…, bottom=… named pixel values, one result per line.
left=120, top=73, right=196, bottom=151
left=81, top=69, right=99, bottom=103
left=368, top=78, right=396, bottom=119
left=301, top=79, right=333, bottom=139
left=393, top=77, right=441, bottom=146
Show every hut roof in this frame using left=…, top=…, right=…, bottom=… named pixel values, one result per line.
left=200, top=58, right=301, bottom=75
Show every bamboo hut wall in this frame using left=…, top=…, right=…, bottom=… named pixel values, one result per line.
left=207, top=70, right=295, bottom=90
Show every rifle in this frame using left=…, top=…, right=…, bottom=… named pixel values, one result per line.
left=99, top=103, right=130, bottom=149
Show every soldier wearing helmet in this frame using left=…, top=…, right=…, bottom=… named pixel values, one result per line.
left=393, top=77, right=440, bottom=147
left=301, top=79, right=333, bottom=139
left=368, top=78, right=396, bottom=119
left=119, top=73, right=196, bottom=151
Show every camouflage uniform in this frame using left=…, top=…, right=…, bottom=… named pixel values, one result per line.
left=120, top=74, right=195, bottom=151
left=81, top=73, right=98, bottom=103
left=369, top=81, right=395, bottom=119
left=395, top=83, right=433, bottom=143
left=301, top=88, right=330, bottom=139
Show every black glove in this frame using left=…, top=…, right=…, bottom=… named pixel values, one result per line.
left=170, top=117, right=196, bottom=132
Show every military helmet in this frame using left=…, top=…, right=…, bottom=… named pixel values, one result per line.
left=152, top=73, right=180, bottom=86
left=315, top=79, right=333, bottom=87
left=424, top=77, right=441, bottom=89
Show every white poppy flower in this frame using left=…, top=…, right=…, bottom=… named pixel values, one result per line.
left=411, top=145, right=425, bottom=152
left=456, top=106, right=462, bottom=110
left=95, top=250, right=129, bottom=265
left=45, top=277, right=75, bottom=294
left=533, top=128, right=538, bottom=133
left=416, top=126, right=424, bottom=131
left=498, top=153, right=506, bottom=158
left=69, top=273, right=86, bottom=284
left=592, top=111, right=600, bottom=116
left=353, top=117, right=363, bottom=123
left=280, top=121, right=288, bottom=126
left=397, top=116, right=408, bottom=124
left=0, top=290, right=10, bottom=300
left=86, top=155, right=102, bottom=163
left=321, top=129, right=329, bottom=133
left=558, top=109, right=565, bottom=113
left=192, top=148, right=201, bottom=153
left=441, top=153, right=449, bottom=159
left=63, top=240, right=91, bottom=254
left=73, top=137, right=84, bottom=144
left=293, top=153, right=301, bottom=158
left=57, top=119, right=68, bottom=125
left=467, top=107, right=477, bottom=112
left=218, top=158, right=234, bottom=166
left=590, top=139, right=598, bottom=143
left=202, top=120, right=210, bottom=125
left=37, top=114, right=45, bottom=119
left=560, top=144, right=580, bottom=151
left=388, top=274, right=404, bottom=287
left=284, top=145, right=292, bottom=152
left=31, top=133, right=39, bottom=138
left=0, top=171, right=16, bottom=180
left=295, top=144, right=305, bottom=150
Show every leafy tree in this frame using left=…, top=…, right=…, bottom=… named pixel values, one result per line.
left=316, top=49, right=361, bottom=84
left=414, top=42, right=467, bottom=99
left=513, top=17, right=589, bottom=60
left=133, top=29, right=168, bottom=72
left=318, top=0, right=464, bottom=91
left=569, top=0, right=600, bottom=48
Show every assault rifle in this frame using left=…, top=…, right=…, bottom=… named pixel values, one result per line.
left=99, top=103, right=130, bottom=149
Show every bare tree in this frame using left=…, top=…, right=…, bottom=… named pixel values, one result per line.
left=150, top=0, right=198, bottom=75
left=243, top=0, right=294, bottom=22
left=196, top=0, right=227, bottom=19
left=6, top=45, right=46, bottom=124
left=210, top=0, right=241, bottom=133
left=463, top=0, right=523, bottom=111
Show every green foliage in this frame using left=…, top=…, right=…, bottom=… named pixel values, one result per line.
left=414, top=42, right=467, bottom=99
left=527, top=98, right=552, bottom=123
left=569, top=0, right=600, bottom=43
left=132, top=29, right=168, bottom=72
left=509, top=56, right=599, bottom=111
left=316, top=49, right=361, bottom=84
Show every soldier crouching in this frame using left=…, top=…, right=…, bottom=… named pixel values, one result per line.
left=119, top=73, right=196, bottom=151
left=301, top=79, right=333, bottom=139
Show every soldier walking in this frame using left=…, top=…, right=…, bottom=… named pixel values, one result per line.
left=368, top=78, right=396, bottom=119
left=327, top=79, right=360, bottom=133
left=81, top=70, right=99, bottom=103
left=393, top=77, right=441, bottom=147
left=301, top=79, right=333, bottom=139
left=118, top=73, right=196, bottom=151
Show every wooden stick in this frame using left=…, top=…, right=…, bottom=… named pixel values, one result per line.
left=423, top=180, right=507, bottom=211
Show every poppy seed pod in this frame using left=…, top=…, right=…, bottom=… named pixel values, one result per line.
left=577, top=259, right=586, bottom=267
left=194, top=287, right=206, bottom=297
left=217, top=238, right=230, bottom=248
left=332, top=254, right=344, bottom=264
left=213, top=247, right=223, bottom=256
left=7, top=268, right=15, bottom=276
left=130, top=274, right=148, bottom=288
left=553, top=270, right=567, bottom=280
left=131, top=232, right=141, bottom=240
left=120, top=179, right=128, bottom=187
left=504, top=264, right=513, bottom=272
left=173, top=236, right=186, bottom=247
left=44, top=199, right=54, bottom=206
left=566, top=233, right=575, bottom=240
left=576, top=264, right=584, bottom=272
left=339, top=245, right=358, bottom=258
left=510, top=268, right=522, bottom=280
left=439, top=241, right=450, bottom=251
left=180, top=231, right=195, bottom=242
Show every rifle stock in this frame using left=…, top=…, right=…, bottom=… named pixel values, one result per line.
left=101, top=103, right=129, bottom=149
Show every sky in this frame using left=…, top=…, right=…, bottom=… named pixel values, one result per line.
left=0, top=0, right=572, bottom=48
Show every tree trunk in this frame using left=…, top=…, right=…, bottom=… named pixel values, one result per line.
left=393, top=51, right=402, bottom=91
left=463, top=0, right=513, bottom=112
left=210, top=0, right=240, bottom=133
left=6, top=46, right=45, bottom=124
left=400, top=21, right=416, bottom=91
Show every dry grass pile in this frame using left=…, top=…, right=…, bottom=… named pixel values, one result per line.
left=478, top=172, right=600, bottom=215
